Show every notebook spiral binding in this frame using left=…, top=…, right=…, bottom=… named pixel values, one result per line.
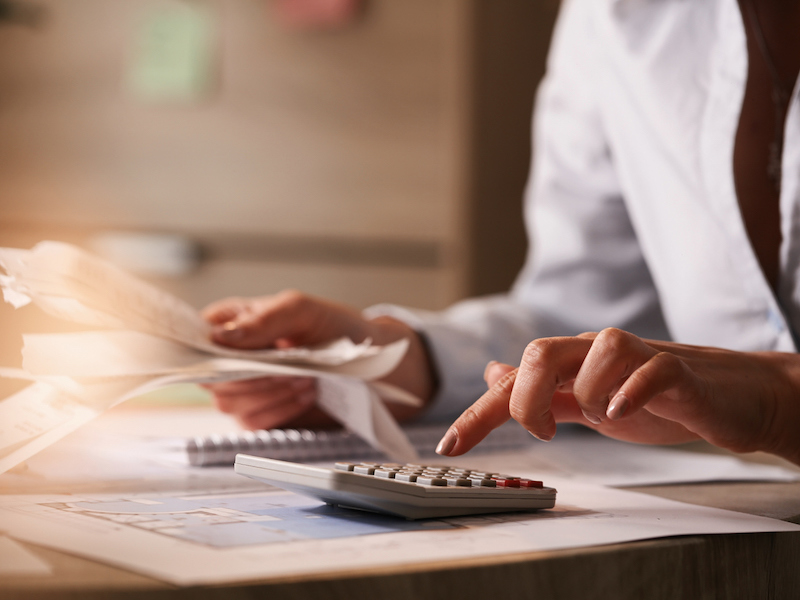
left=186, top=421, right=534, bottom=466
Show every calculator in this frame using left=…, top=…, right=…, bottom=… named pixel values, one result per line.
left=234, top=454, right=557, bottom=519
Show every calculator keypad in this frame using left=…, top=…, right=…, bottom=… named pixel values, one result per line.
left=236, top=454, right=556, bottom=519
left=335, top=462, right=543, bottom=489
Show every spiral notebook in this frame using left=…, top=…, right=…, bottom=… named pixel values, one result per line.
left=185, top=421, right=535, bottom=466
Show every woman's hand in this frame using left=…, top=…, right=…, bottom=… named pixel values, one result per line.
left=202, top=290, right=435, bottom=430
left=436, top=328, right=800, bottom=466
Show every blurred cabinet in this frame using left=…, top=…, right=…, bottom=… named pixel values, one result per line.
left=0, top=0, right=559, bottom=311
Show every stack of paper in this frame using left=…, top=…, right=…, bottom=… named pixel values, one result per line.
left=0, top=241, right=422, bottom=474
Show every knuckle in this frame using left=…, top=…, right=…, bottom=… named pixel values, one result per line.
left=276, top=289, right=308, bottom=311
left=521, top=338, right=558, bottom=370
left=595, top=327, right=635, bottom=354
left=650, top=351, right=685, bottom=378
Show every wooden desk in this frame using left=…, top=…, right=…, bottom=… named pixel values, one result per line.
left=2, top=478, right=799, bottom=600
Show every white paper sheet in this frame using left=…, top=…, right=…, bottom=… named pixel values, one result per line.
left=0, top=241, right=397, bottom=364
left=0, top=365, right=420, bottom=474
left=2, top=405, right=797, bottom=586
left=0, top=377, right=163, bottom=473
left=0, top=242, right=420, bottom=473
left=0, top=475, right=796, bottom=586
left=0, top=536, right=52, bottom=577
left=21, top=330, right=410, bottom=381
left=513, top=425, right=800, bottom=486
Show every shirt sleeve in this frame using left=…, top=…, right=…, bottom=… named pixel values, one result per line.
left=367, top=0, right=669, bottom=422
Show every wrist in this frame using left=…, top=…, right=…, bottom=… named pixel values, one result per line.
left=753, top=352, right=800, bottom=466
left=366, top=315, right=438, bottom=415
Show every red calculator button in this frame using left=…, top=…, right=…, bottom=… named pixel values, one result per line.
left=493, top=478, right=520, bottom=488
left=519, top=479, right=543, bottom=488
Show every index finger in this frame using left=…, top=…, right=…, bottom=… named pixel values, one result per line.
left=436, top=368, right=518, bottom=456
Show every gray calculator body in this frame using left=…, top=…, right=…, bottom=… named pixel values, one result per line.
left=235, top=454, right=556, bottom=520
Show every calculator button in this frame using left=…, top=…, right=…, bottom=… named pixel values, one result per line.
left=493, top=478, right=520, bottom=488
left=395, top=472, right=419, bottom=482
left=519, top=479, right=543, bottom=488
left=444, top=477, right=471, bottom=487
left=416, top=476, right=447, bottom=486
left=468, top=476, right=496, bottom=487
left=335, top=462, right=355, bottom=471
left=375, top=469, right=399, bottom=478
left=354, top=465, right=376, bottom=475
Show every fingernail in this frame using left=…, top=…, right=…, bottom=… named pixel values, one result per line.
left=435, top=428, right=458, bottom=456
left=483, top=360, right=499, bottom=379
left=531, top=430, right=553, bottom=442
left=606, top=393, right=629, bottom=421
left=581, top=410, right=603, bottom=425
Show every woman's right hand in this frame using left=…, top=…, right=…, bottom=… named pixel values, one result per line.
left=201, top=290, right=436, bottom=430
left=435, top=328, right=800, bottom=467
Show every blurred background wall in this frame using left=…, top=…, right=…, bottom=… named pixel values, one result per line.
left=0, top=0, right=559, bottom=396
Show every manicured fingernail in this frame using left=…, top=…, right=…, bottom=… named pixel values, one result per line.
left=435, top=429, right=457, bottom=456
left=531, top=430, right=553, bottom=442
left=606, top=394, right=629, bottom=421
left=581, top=410, right=603, bottom=425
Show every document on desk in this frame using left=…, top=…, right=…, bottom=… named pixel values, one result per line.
left=521, top=425, right=800, bottom=486
left=0, top=469, right=798, bottom=586
left=2, top=406, right=798, bottom=585
left=0, top=535, right=52, bottom=576
left=0, top=241, right=421, bottom=474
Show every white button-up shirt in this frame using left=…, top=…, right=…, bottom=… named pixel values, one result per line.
left=368, top=0, right=800, bottom=420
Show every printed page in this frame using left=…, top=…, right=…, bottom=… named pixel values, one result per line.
left=1, top=241, right=398, bottom=365
left=0, top=375, right=169, bottom=474
left=501, top=426, right=800, bottom=486
left=0, top=475, right=797, bottom=585
left=0, top=241, right=419, bottom=473
left=0, top=536, right=52, bottom=576
left=22, top=331, right=410, bottom=380
left=316, top=377, right=419, bottom=462
left=0, top=364, right=421, bottom=475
